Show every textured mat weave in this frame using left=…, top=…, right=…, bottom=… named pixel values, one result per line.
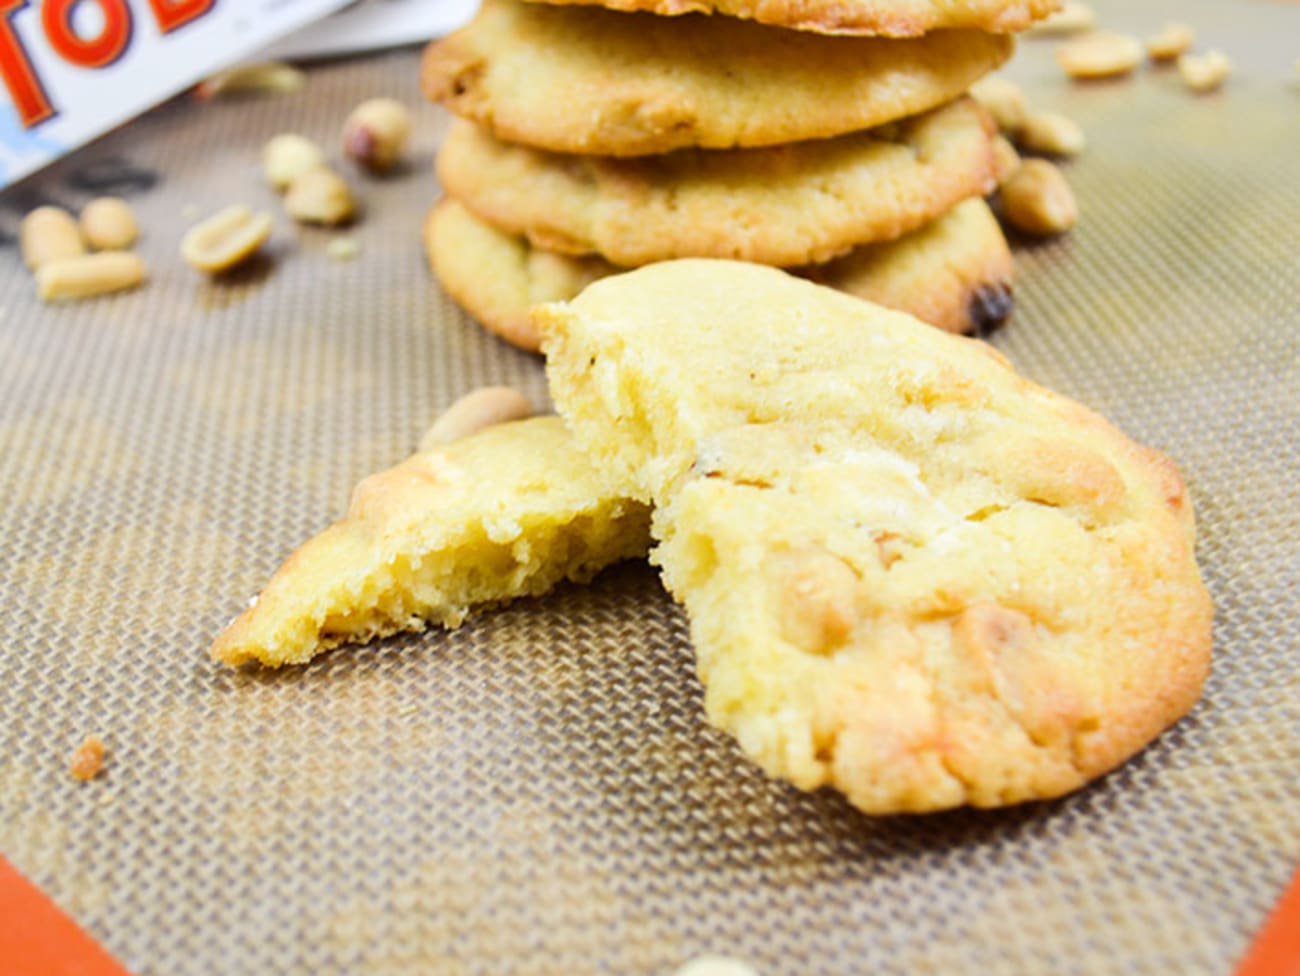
left=0, top=2, right=1296, bottom=973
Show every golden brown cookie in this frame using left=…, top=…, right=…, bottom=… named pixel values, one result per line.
left=424, top=200, right=612, bottom=352
left=424, top=197, right=1013, bottom=351
left=521, top=0, right=1060, bottom=38
left=807, top=196, right=1013, bottom=336
left=212, top=416, right=651, bottom=668
left=436, top=97, right=998, bottom=267
left=423, top=0, right=1012, bottom=155
left=537, top=261, right=1212, bottom=813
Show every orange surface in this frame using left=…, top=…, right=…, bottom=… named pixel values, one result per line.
left=0, top=856, right=134, bottom=976
left=1237, top=867, right=1300, bottom=976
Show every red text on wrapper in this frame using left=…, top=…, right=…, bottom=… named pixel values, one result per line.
left=0, top=0, right=214, bottom=128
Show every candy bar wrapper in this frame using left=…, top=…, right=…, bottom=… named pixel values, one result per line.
left=264, top=0, right=480, bottom=60
left=0, top=0, right=349, bottom=190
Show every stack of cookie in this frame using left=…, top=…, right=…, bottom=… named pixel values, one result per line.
left=421, top=0, right=1060, bottom=350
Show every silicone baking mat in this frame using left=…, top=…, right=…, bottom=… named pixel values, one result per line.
left=0, top=2, right=1296, bottom=973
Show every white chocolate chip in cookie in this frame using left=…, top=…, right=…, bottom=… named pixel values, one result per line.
left=767, top=546, right=863, bottom=655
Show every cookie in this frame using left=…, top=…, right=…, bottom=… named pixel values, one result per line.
left=436, top=96, right=998, bottom=267
left=423, top=0, right=1013, bottom=156
left=519, top=0, right=1060, bottom=38
left=424, top=200, right=611, bottom=352
left=424, top=197, right=1012, bottom=351
left=808, top=196, right=1014, bottom=336
left=212, top=416, right=651, bottom=668
left=537, top=260, right=1212, bottom=812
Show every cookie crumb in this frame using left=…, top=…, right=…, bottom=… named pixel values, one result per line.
left=69, top=736, right=106, bottom=782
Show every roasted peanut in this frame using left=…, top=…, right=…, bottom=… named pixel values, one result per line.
left=1000, top=159, right=1079, bottom=236
left=1017, top=110, right=1086, bottom=157
left=263, top=133, right=326, bottom=191
left=284, top=166, right=355, bottom=225
left=1179, top=50, right=1232, bottom=93
left=1146, top=23, right=1195, bottom=62
left=196, top=61, right=304, bottom=99
left=1058, top=31, right=1143, bottom=79
left=20, top=206, right=85, bottom=269
left=181, top=205, right=273, bottom=272
left=992, top=134, right=1022, bottom=186
left=1026, top=0, right=1094, bottom=36
left=342, top=98, right=411, bottom=172
left=970, top=76, right=1027, bottom=134
left=79, top=197, right=138, bottom=250
left=36, top=252, right=146, bottom=302
left=419, top=386, right=534, bottom=451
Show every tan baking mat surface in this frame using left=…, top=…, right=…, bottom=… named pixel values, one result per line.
left=0, top=1, right=1297, bottom=973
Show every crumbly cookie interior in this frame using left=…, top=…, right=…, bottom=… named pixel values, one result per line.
left=213, top=416, right=651, bottom=667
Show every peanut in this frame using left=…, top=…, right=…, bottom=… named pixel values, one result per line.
left=1000, top=159, right=1079, bottom=236
left=36, top=252, right=146, bottom=302
left=1146, top=23, right=1195, bottom=62
left=79, top=197, right=138, bottom=250
left=263, top=133, right=326, bottom=192
left=418, top=387, right=534, bottom=451
left=1179, top=50, right=1232, bottom=93
left=1058, top=31, right=1143, bottom=79
left=196, top=61, right=304, bottom=99
left=1017, top=110, right=1086, bottom=157
left=1026, top=0, right=1094, bottom=36
left=674, top=957, right=760, bottom=976
left=342, top=98, right=411, bottom=172
left=970, top=76, right=1027, bottom=134
left=284, top=166, right=355, bottom=225
left=181, top=205, right=273, bottom=273
left=992, top=134, right=1022, bottom=186
left=20, top=206, right=85, bottom=269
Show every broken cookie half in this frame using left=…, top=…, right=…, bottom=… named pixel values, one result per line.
left=536, top=259, right=1213, bottom=813
left=212, top=415, right=651, bottom=668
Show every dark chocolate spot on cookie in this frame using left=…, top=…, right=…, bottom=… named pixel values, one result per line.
left=968, top=282, right=1015, bottom=338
